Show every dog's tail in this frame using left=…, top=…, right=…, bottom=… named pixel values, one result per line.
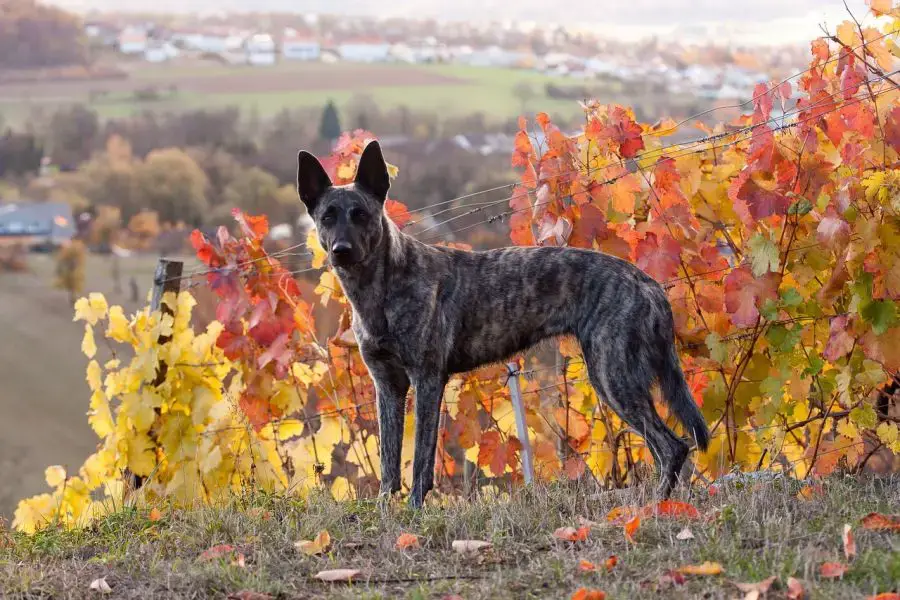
left=659, top=344, right=710, bottom=451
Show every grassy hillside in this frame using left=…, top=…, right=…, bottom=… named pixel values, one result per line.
left=2, top=477, right=898, bottom=599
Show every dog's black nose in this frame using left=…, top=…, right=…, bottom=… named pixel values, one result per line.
left=331, top=241, right=353, bottom=257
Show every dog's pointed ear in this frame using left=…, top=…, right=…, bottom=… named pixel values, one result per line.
left=354, top=140, right=390, bottom=203
left=297, top=150, right=332, bottom=213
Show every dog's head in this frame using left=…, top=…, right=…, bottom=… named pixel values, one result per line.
left=297, top=141, right=390, bottom=269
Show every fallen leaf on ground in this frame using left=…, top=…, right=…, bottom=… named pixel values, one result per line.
left=451, top=540, right=492, bottom=553
left=247, top=507, right=272, bottom=520
left=604, top=555, right=618, bottom=571
left=606, top=505, right=643, bottom=525
left=571, top=588, right=606, bottom=600
left=578, top=559, right=597, bottom=572
left=733, top=575, right=776, bottom=595
left=199, top=544, right=236, bottom=561
left=843, top=524, right=856, bottom=560
left=819, top=562, right=848, bottom=578
left=295, top=530, right=331, bottom=556
left=868, top=594, right=900, bottom=600
left=624, top=515, right=640, bottom=542
left=678, top=561, right=723, bottom=576
left=797, top=484, right=822, bottom=500
left=314, top=569, right=361, bottom=582
left=676, top=527, right=694, bottom=540
left=227, top=592, right=274, bottom=600
left=89, top=577, right=112, bottom=593
left=658, top=570, right=686, bottom=588
left=860, top=512, right=900, bottom=531
left=148, top=507, right=163, bottom=522
left=395, top=533, right=420, bottom=550
left=786, top=577, right=805, bottom=599
left=554, top=526, right=590, bottom=542
left=653, top=500, right=701, bottom=519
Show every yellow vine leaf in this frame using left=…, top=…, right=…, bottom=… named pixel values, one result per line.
left=81, top=324, right=97, bottom=359
left=44, top=466, right=66, bottom=488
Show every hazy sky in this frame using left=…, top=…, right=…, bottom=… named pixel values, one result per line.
left=49, top=0, right=875, bottom=45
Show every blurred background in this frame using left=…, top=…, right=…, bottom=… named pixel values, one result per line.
left=0, top=0, right=871, bottom=517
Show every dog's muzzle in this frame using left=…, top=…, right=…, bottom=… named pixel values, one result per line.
left=330, top=241, right=356, bottom=267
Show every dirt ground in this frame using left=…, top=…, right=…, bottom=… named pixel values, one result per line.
left=0, top=254, right=161, bottom=518
left=0, top=62, right=465, bottom=100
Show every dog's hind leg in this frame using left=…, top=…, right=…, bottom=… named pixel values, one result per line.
left=360, top=350, right=410, bottom=499
left=581, top=340, right=689, bottom=498
left=409, top=374, right=447, bottom=508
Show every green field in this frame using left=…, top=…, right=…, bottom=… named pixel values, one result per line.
left=0, top=62, right=593, bottom=125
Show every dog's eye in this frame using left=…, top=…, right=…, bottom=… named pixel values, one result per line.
left=350, top=208, right=369, bottom=222
left=320, top=212, right=336, bottom=226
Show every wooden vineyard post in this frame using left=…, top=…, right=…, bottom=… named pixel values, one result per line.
left=507, top=362, right=534, bottom=485
left=149, top=258, right=183, bottom=385
left=127, top=258, right=183, bottom=493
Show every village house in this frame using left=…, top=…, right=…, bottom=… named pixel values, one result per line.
left=169, top=27, right=233, bottom=54
left=0, top=202, right=75, bottom=250
left=144, top=40, right=179, bottom=63
left=338, top=37, right=391, bottom=63
left=117, top=27, right=148, bottom=55
left=245, top=33, right=277, bottom=66
left=281, top=28, right=321, bottom=61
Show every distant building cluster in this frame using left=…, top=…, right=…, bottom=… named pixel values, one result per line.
left=82, top=13, right=807, bottom=102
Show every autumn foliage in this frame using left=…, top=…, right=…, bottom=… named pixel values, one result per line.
left=13, top=7, right=900, bottom=532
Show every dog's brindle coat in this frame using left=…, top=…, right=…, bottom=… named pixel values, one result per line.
left=298, top=141, right=710, bottom=508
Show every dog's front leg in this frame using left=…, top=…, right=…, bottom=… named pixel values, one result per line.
left=362, top=353, right=410, bottom=500
left=409, top=374, right=446, bottom=509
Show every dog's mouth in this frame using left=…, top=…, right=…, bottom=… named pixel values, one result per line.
left=330, top=253, right=362, bottom=268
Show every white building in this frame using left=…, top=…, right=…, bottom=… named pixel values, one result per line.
left=144, top=41, right=179, bottom=63
left=170, top=29, right=232, bottom=54
left=282, top=29, right=321, bottom=61
left=246, top=33, right=276, bottom=66
left=118, top=27, right=148, bottom=55
left=338, top=38, right=391, bottom=63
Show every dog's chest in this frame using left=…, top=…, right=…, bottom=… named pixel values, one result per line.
left=351, top=305, right=425, bottom=362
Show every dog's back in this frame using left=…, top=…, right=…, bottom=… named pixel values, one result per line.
left=419, top=243, right=666, bottom=374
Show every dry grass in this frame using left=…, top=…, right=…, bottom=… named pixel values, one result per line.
left=1, top=476, right=898, bottom=599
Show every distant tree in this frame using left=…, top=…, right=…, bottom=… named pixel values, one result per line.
left=222, top=166, right=299, bottom=225
left=0, top=129, right=43, bottom=176
left=186, top=146, right=244, bottom=199
left=77, top=136, right=140, bottom=219
left=319, top=100, right=342, bottom=143
left=55, top=239, right=86, bottom=306
left=126, top=210, right=161, bottom=251
left=256, top=108, right=318, bottom=184
left=132, top=148, right=209, bottom=226
left=86, top=205, right=123, bottom=252
left=513, top=81, right=536, bottom=114
left=49, top=105, right=99, bottom=169
left=0, top=0, right=88, bottom=69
